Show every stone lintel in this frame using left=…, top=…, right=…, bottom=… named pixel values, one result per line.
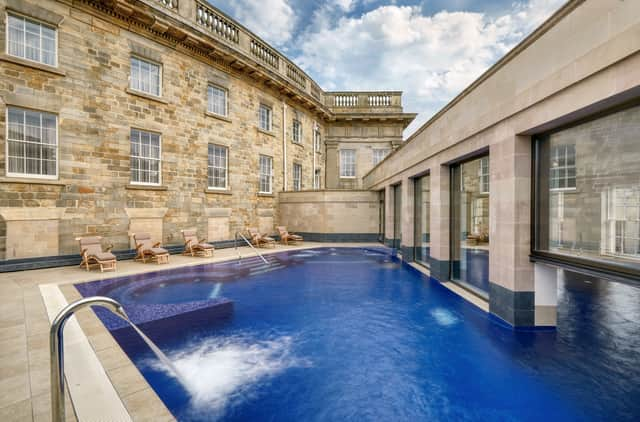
left=206, top=207, right=232, bottom=218
left=0, top=207, right=65, bottom=221
left=6, top=0, right=65, bottom=25
left=124, top=207, right=168, bottom=219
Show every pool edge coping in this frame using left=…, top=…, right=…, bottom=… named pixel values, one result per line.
left=36, top=242, right=385, bottom=421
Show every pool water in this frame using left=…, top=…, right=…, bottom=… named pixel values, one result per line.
left=85, top=248, right=640, bottom=421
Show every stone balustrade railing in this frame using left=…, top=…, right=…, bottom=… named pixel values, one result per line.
left=145, top=0, right=404, bottom=112
left=155, top=0, right=178, bottom=10
left=325, top=92, right=403, bottom=111
left=286, top=64, right=307, bottom=89
left=250, top=38, right=279, bottom=69
left=196, top=2, right=240, bottom=44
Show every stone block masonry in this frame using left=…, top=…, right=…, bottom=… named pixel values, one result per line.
left=0, top=0, right=414, bottom=263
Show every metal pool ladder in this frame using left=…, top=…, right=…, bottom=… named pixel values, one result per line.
left=49, top=296, right=130, bottom=422
left=235, top=231, right=269, bottom=264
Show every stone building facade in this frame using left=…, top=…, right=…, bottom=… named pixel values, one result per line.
left=0, top=0, right=414, bottom=265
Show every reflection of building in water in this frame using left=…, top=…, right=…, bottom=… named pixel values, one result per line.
left=461, top=157, right=490, bottom=246
left=543, top=106, right=640, bottom=264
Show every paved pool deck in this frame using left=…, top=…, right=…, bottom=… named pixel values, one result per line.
left=0, top=242, right=487, bottom=421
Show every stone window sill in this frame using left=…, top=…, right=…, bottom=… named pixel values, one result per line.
left=258, top=193, right=274, bottom=198
left=0, top=176, right=65, bottom=186
left=0, top=54, right=66, bottom=76
left=205, top=188, right=232, bottom=195
left=125, top=88, right=168, bottom=104
left=292, top=141, right=304, bottom=148
left=125, top=184, right=168, bottom=191
left=257, top=128, right=276, bottom=137
left=204, top=112, right=232, bottom=123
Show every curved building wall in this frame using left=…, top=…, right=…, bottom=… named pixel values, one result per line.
left=0, top=0, right=413, bottom=266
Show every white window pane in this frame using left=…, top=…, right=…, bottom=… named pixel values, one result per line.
left=6, top=107, right=57, bottom=177
left=7, top=15, right=56, bottom=66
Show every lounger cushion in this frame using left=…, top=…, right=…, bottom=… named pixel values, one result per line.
left=197, top=243, right=214, bottom=249
left=149, top=247, right=168, bottom=255
left=289, top=234, right=303, bottom=240
left=92, top=251, right=116, bottom=261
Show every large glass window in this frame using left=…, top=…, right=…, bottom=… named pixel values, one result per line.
left=292, top=119, right=302, bottom=144
left=7, top=14, right=57, bottom=66
left=293, top=163, right=302, bottom=191
left=259, top=104, right=272, bottom=131
left=414, top=175, right=430, bottom=268
left=259, top=154, right=273, bottom=194
left=340, top=149, right=356, bottom=178
left=207, top=85, right=227, bottom=116
left=535, top=105, right=640, bottom=272
left=373, top=148, right=390, bottom=166
left=130, top=129, right=161, bottom=185
left=314, top=128, right=321, bottom=152
left=130, top=57, right=161, bottom=97
left=378, top=190, right=385, bottom=243
left=314, top=168, right=321, bottom=190
left=6, top=107, right=57, bottom=178
left=208, top=144, right=228, bottom=189
left=393, top=184, right=402, bottom=249
left=451, top=155, right=490, bottom=297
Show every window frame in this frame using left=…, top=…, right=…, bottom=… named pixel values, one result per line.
left=339, top=149, right=356, bottom=178
left=531, top=102, right=640, bottom=283
left=314, top=127, right=321, bottom=152
left=129, top=55, right=162, bottom=98
left=292, top=119, right=302, bottom=144
left=5, top=106, right=59, bottom=180
left=293, top=163, right=302, bottom=191
left=129, top=128, right=162, bottom=186
left=207, top=84, right=228, bottom=117
left=549, top=144, right=576, bottom=192
left=372, top=148, right=390, bottom=166
left=259, top=104, right=272, bottom=132
left=314, top=168, right=321, bottom=190
left=259, top=154, right=273, bottom=194
left=207, top=143, right=228, bottom=190
left=6, top=12, right=58, bottom=68
left=478, top=156, right=490, bottom=194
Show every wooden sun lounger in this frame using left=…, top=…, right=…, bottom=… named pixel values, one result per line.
left=181, top=229, right=214, bottom=257
left=133, top=232, right=170, bottom=264
left=277, top=226, right=303, bottom=245
left=247, top=227, right=276, bottom=248
left=77, top=236, right=117, bottom=272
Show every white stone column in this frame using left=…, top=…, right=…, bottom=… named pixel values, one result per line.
left=534, top=263, right=559, bottom=326
left=400, top=177, right=415, bottom=260
left=384, top=184, right=394, bottom=247
left=488, top=135, right=536, bottom=326
left=429, top=164, right=450, bottom=281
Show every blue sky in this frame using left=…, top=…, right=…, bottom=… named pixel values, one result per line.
left=209, top=0, right=566, bottom=137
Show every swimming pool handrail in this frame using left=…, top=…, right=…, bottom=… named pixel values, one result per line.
left=235, top=231, right=269, bottom=264
left=50, top=296, right=130, bottom=422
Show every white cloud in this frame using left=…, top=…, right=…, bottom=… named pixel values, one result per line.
left=223, top=0, right=297, bottom=47
left=295, top=0, right=565, bottom=137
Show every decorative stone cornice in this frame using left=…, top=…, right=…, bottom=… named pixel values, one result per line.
left=75, top=0, right=416, bottom=126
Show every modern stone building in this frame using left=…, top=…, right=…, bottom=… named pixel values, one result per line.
left=1, top=0, right=639, bottom=331
left=363, top=0, right=640, bottom=328
left=0, top=0, right=415, bottom=267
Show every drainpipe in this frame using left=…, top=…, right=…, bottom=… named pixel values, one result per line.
left=283, top=101, right=288, bottom=191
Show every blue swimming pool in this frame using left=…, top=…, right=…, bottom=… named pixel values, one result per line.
left=77, top=247, right=640, bottom=421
